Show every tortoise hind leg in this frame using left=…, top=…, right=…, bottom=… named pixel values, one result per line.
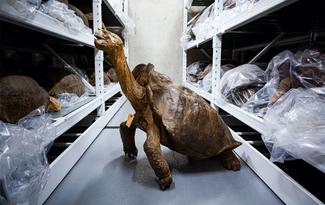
left=220, top=150, right=241, bottom=171
left=143, top=106, right=172, bottom=190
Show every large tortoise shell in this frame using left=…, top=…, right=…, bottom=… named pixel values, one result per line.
left=0, top=75, right=50, bottom=124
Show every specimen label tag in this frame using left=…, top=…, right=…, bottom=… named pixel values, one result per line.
left=126, top=114, right=135, bottom=128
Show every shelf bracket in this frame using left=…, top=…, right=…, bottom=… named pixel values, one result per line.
left=249, top=33, right=284, bottom=63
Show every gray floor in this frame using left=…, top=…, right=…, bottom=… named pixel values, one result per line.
left=45, top=102, right=283, bottom=205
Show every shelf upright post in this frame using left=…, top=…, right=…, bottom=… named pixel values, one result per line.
left=182, top=0, right=188, bottom=84
left=93, top=0, right=105, bottom=116
left=211, top=0, right=223, bottom=104
left=123, top=0, right=129, bottom=62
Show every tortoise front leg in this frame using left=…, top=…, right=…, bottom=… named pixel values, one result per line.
left=120, top=122, right=138, bottom=159
left=143, top=107, right=172, bottom=190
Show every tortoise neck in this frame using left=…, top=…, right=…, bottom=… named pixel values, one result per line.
left=111, top=47, right=145, bottom=111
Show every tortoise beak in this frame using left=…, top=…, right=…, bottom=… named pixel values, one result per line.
left=95, top=30, right=105, bottom=40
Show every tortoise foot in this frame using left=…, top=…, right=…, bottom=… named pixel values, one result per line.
left=158, top=174, right=173, bottom=190
left=220, top=151, right=241, bottom=171
left=124, top=148, right=138, bottom=159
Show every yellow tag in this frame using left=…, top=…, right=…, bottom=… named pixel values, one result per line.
left=125, top=114, right=135, bottom=128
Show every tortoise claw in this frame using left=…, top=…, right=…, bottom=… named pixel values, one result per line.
left=124, top=149, right=138, bottom=159
left=158, top=174, right=173, bottom=190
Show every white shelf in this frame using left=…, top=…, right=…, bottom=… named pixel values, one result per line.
left=213, top=98, right=266, bottom=134
left=184, top=37, right=213, bottom=50
left=103, top=83, right=122, bottom=101
left=184, top=81, right=213, bottom=101
left=219, top=0, right=298, bottom=34
left=183, top=0, right=297, bottom=51
left=102, top=0, right=126, bottom=27
left=185, top=82, right=325, bottom=174
left=0, top=8, right=94, bottom=47
left=231, top=129, right=323, bottom=205
left=50, top=85, right=122, bottom=143
left=183, top=81, right=322, bottom=205
left=39, top=95, right=127, bottom=205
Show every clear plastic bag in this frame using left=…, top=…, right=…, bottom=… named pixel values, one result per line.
left=243, top=49, right=325, bottom=116
left=0, top=0, right=41, bottom=18
left=224, top=0, right=236, bottom=10
left=192, top=3, right=217, bottom=41
left=186, top=61, right=211, bottom=83
left=40, top=0, right=92, bottom=34
left=263, top=87, right=325, bottom=172
left=0, top=107, right=54, bottom=205
left=56, top=93, right=88, bottom=108
left=201, top=71, right=212, bottom=92
left=180, top=26, right=193, bottom=48
left=220, top=64, right=266, bottom=107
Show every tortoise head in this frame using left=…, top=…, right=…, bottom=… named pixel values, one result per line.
left=132, top=63, right=154, bottom=86
left=94, top=28, right=124, bottom=58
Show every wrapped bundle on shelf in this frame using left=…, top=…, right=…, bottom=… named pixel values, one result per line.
left=220, top=64, right=235, bottom=77
left=191, top=4, right=217, bottom=42
left=0, top=0, right=42, bottom=18
left=220, top=0, right=259, bottom=22
left=180, top=0, right=258, bottom=48
left=220, top=64, right=266, bottom=107
left=180, top=4, right=216, bottom=47
left=263, top=87, right=325, bottom=172
left=243, top=49, right=325, bottom=116
left=0, top=75, right=61, bottom=124
left=40, top=0, right=92, bottom=34
left=187, top=61, right=211, bottom=82
left=0, top=107, right=54, bottom=204
left=186, top=61, right=212, bottom=92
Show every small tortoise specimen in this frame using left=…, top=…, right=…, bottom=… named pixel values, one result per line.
left=95, top=29, right=241, bottom=190
left=0, top=75, right=61, bottom=124
left=39, top=69, right=85, bottom=97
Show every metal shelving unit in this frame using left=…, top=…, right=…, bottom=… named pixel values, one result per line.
left=183, top=0, right=297, bottom=51
left=183, top=0, right=324, bottom=204
left=0, top=0, right=129, bottom=204
left=0, top=7, right=94, bottom=47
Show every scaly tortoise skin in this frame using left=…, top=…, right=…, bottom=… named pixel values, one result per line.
left=0, top=75, right=61, bottom=124
left=95, top=28, right=242, bottom=190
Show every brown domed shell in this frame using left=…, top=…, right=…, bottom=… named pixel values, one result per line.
left=147, top=70, right=241, bottom=157
left=0, top=75, right=50, bottom=124
left=42, top=69, right=85, bottom=97
left=88, top=71, right=111, bottom=86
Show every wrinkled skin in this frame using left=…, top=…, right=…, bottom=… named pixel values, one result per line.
left=95, top=28, right=241, bottom=190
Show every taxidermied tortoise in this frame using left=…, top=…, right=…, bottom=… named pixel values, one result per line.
left=40, top=69, right=85, bottom=97
left=95, top=28, right=242, bottom=190
left=88, top=70, right=111, bottom=86
left=0, top=75, right=61, bottom=124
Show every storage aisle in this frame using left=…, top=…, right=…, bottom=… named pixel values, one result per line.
left=45, top=102, right=282, bottom=205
